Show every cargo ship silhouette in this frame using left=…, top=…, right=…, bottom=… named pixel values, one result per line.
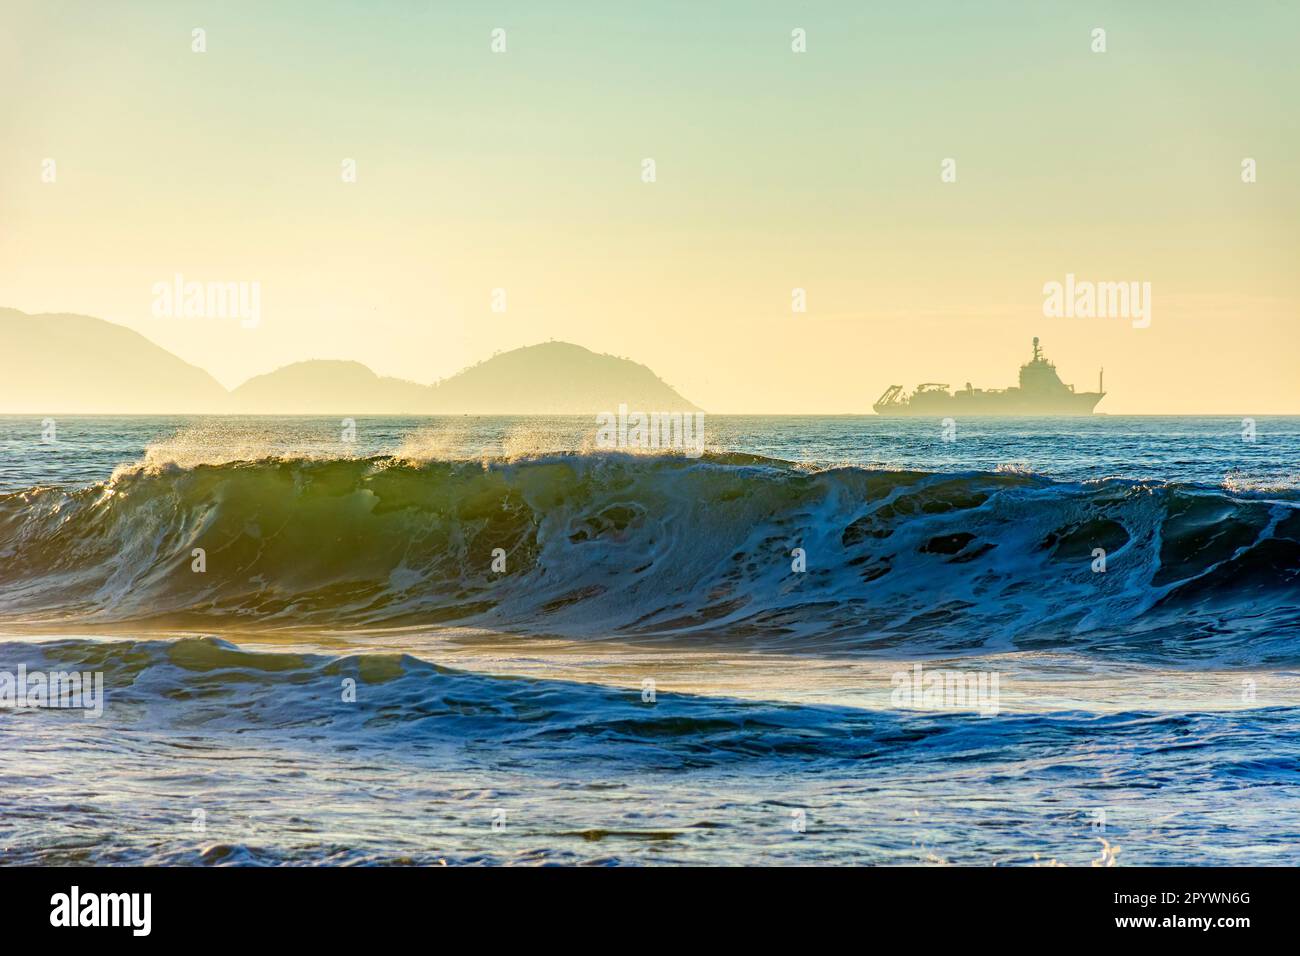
left=873, top=338, right=1105, bottom=416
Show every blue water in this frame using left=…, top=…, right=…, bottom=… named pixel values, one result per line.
left=1, top=416, right=1298, bottom=865
left=3, top=414, right=1299, bottom=491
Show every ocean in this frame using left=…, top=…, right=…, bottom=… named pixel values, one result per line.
left=1, top=415, right=1298, bottom=865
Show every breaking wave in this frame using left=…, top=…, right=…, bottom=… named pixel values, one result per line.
left=2, top=453, right=1299, bottom=662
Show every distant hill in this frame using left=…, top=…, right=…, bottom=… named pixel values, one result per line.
left=229, top=342, right=699, bottom=414
left=428, top=342, right=700, bottom=414
left=0, top=309, right=700, bottom=414
left=228, top=360, right=432, bottom=414
left=0, top=308, right=228, bottom=413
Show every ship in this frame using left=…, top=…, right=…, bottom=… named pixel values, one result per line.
left=873, top=338, right=1105, bottom=416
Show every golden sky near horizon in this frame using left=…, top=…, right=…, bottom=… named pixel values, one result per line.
left=1, top=1, right=1297, bottom=413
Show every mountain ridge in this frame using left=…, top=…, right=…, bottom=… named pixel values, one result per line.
left=0, top=308, right=700, bottom=414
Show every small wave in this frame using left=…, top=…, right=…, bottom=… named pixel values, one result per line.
left=2, top=635, right=899, bottom=763
left=1221, top=472, right=1300, bottom=495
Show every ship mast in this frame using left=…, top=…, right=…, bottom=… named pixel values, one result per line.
left=1032, top=336, right=1042, bottom=362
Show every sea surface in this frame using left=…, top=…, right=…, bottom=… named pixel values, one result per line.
left=1, top=415, right=1299, bottom=865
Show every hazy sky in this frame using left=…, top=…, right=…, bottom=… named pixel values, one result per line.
left=2, top=1, right=1297, bottom=412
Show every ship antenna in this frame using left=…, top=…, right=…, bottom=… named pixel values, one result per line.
left=1032, top=336, right=1041, bottom=362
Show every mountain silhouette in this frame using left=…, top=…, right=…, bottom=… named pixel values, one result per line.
left=1, top=309, right=700, bottom=414
left=426, top=342, right=701, bottom=414
left=0, top=308, right=227, bottom=413
left=228, top=360, right=432, bottom=414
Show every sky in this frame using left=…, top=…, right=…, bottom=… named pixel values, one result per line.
left=1, top=0, right=1297, bottom=413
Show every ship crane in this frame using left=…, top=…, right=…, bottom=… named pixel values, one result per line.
left=875, top=384, right=905, bottom=407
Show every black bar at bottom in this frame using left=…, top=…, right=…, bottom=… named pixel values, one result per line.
left=0, top=865, right=1284, bottom=941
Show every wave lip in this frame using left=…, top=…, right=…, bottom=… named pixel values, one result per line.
left=1, top=453, right=1298, bottom=662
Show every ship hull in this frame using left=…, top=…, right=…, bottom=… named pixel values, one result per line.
left=874, top=391, right=1104, bottom=417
